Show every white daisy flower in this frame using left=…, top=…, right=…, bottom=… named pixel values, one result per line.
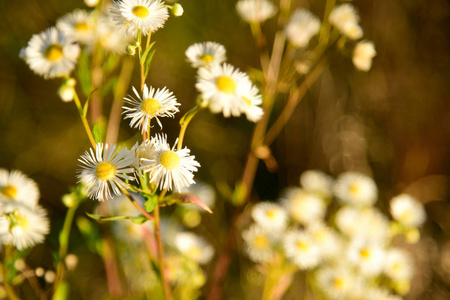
left=384, top=248, right=414, bottom=281
left=236, top=0, right=277, bottom=24
left=300, top=170, right=333, bottom=198
left=140, top=134, right=200, bottom=192
left=307, top=222, right=342, bottom=260
left=0, top=169, right=40, bottom=208
left=251, top=202, right=288, bottom=232
left=347, top=238, right=385, bottom=276
left=185, top=41, right=227, bottom=68
left=242, top=224, right=276, bottom=263
left=333, top=172, right=378, bottom=206
left=0, top=201, right=49, bottom=250
left=123, top=84, right=180, bottom=133
left=77, top=143, right=135, bottom=201
left=315, top=266, right=358, bottom=300
left=285, top=9, right=321, bottom=48
left=56, top=9, right=95, bottom=45
left=110, top=0, right=169, bottom=36
left=22, top=27, right=80, bottom=79
left=281, top=188, right=326, bottom=225
left=353, top=41, right=376, bottom=71
left=329, top=4, right=363, bottom=40
left=335, top=206, right=390, bottom=243
left=196, top=63, right=256, bottom=118
left=174, top=232, right=214, bottom=264
left=390, top=194, right=426, bottom=228
left=283, top=230, right=321, bottom=269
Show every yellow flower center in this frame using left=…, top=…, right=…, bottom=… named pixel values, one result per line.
left=187, top=246, right=202, bottom=259
left=160, top=151, right=181, bottom=170
left=216, top=76, right=236, bottom=94
left=254, top=236, right=268, bottom=248
left=132, top=5, right=150, bottom=18
left=1, top=185, right=17, bottom=199
left=199, top=54, right=214, bottom=63
left=349, top=183, right=360, bottom=195
left=95, top=162, right=116, bottom=181
left=296, top=241, right=309, bottom=251
left=333, top=278, right=345, bottom=289
left=141, top=98, right=162, bottom=115
left=75, top=22, right=89, bottom=31
left=359, top=248, right=371, bottom=258
left=44, top=44, right=63, bottom=61
left=265, top=208, right=277, bottom=219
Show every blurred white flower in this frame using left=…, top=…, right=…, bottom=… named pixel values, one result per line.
left=174, top=232, right=214, bottom=264
left=0, top=202, right=49, bottom=250
left=384, top=248, right=414, bottom=281
left=353, top=41, right=376, bottom=71
left=334, top=172, right=378, bottom=206
left=57, top=9, right=95, bottom=45
left=300, top=170, right=333, bottom=198
left=251, top=202, right=288, bottom=232
left=242, top=224, right=276, bottom=263
left=0, top=169, right=39, bottom=208
left=281, top=188, right=326, bottom=225
left=285, top=9, right=321, bottom=48
left=236, top=0, right=277, bottom=24
left=329, top=4, right=363, bottom=40
left=185, top=41, right=227, bottom=68
left=316, top=265, right=358, bottom=300
left=347, top=238, right=385, bottom=276
left=390, top=194, right=426, bottom=228
left=283, top=230, right=321, bottom=269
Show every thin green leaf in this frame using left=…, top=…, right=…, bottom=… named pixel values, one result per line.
left=144, top=49, right=156, bottom=78
left=163, top=193, right=213, bottom=213
left=129, top=216, right=148, bottom=224
left=77, top=50, right=91, bottom=96
left=140, top=41, right=156, bottom=64
left=82, top=88, right=98, bottom=117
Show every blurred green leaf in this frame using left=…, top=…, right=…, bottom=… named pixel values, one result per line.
left=52, top=280, right=69, bottom=300
left=77, top=50, right=91, bottom=96
left=140, top=41, right=155, bottom=64
left=144, top=194, right=158, bottom=213
left=144, top=49, right=156, bottom=78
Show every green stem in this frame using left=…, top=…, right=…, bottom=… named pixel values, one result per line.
left=73, top=90, right=96, bottom=148
left=54, top=203, right=79, bottom=290
left=177, top=105, right=200, bottom=151
left=0, top=247, right=20, bottom=300
left=154, top=189, right=172, bottom=300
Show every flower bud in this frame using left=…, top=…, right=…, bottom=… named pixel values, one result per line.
left=126, top=45, right=137, bottom=56
left=172, top=4, right=184, bottom=17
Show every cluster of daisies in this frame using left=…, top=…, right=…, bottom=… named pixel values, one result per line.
left=235, top=0, right=377, bottom=72
left=20, top=0, right=182, bottom=81
left=108, top=190, right=214, bottom=295
left=186, top=41, right=264, bottom=122
left=242, top=170, right=426, bottom=299
left=0, top=169, right=49, bottom=250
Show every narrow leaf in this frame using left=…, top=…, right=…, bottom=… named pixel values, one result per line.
left=163, top=193, right=213, bottom=213
left=140, top=41, right=156, bottom=64
left=129, top=216, right=148, bottom=224
left=92, top=123, right=102, bottom=144
left=82, top=88, right=98, bottom=117
left=144, top=49, right=156, bottom=78
left=86, top=212, right=129, bottom=221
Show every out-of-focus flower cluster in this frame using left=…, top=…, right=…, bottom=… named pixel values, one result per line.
left=0, top=169, right=49, bottom=250
left=241, top=170, right=426, bottom=299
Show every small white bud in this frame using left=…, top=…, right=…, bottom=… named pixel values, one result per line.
left=58, top=84, right=75, bottom=102
left=84, top=0, right=99, bottom=7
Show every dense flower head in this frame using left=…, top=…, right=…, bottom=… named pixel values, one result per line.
left=300, top=170, right=333, bottom=198
left=56, top=9, right=95, bottom=45
left=283, top=230, right=321, bottom=269
left=110, top=0, right=169, bottom=36
left=281, top=188, right=326, bottom=225
left=123, top=84, right=180, bottom=133
left=242, top=224, right=277, bottom=263
left=384, top=248, right=414, bottom=281
left=251, top=202, right=288, bottom=232
left=0, top=169, right=39, bottom=208
left=285, top=9, right=321, bottom=48
left=21, top=27, right=80, bottom=79
left=77, top=143, right=135, bottom=201
left=185, top=41, right=227, bottom=68
left=236, top=0, right=277, bottom=24
left=140, top=134, right=200, bottom=192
